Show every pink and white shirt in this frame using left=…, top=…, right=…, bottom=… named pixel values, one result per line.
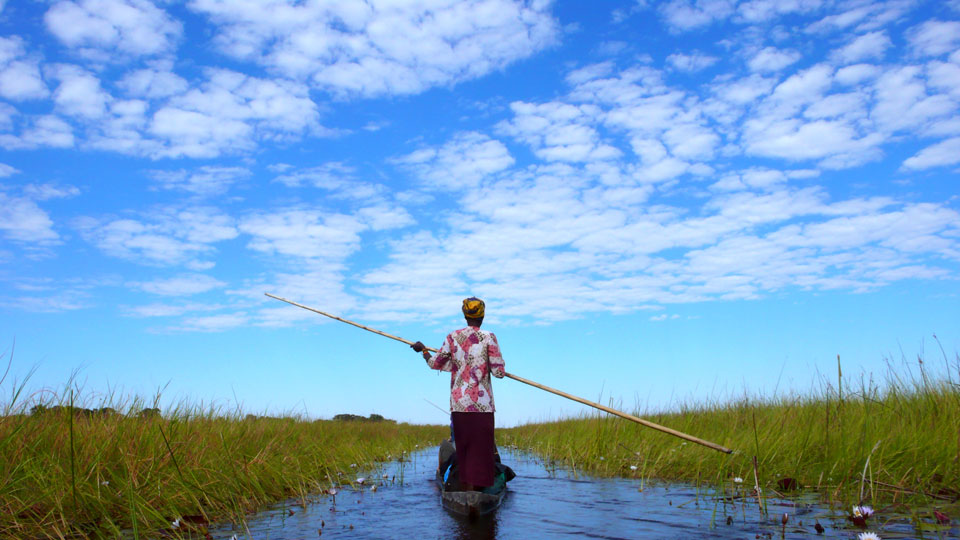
left=427, top=326, right=505, bottom=413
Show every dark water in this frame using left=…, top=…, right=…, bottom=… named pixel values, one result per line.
left=211, top=448, right=956, bottom=540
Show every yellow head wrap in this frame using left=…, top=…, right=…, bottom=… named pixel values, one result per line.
left=462, top=297, right=485, bottom=319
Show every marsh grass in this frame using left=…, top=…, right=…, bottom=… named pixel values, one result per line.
left=500, top=352, right=960, bottom=516
left=0, top=363, right=446, bottom=539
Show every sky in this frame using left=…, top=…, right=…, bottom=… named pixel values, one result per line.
left=1, top=0, right=958, bottom=427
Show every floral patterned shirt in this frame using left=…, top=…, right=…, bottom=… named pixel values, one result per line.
left=426, top=326, right=505, bottom=413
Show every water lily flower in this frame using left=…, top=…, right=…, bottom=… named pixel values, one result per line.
left=851, top=505, right=874, bottom=527
left=733, top=477, right=743, bottom=483
left=327, top=488, right=338, bottom=496
left=171, top=518, right=180, bottom=529
left=370, top=485, right=377, bottom=492
left=100, top=481, right=109, bottom=486
left=356, top=477, right=366, bottom=485
left=857, top=532, right=881, bottom=540
left=853, top=505, right=874, bottom=518
left=599, top=456, right=604, bottom=461
left=629, top=465, right=637, bottom=471
left=350, top=463, right=357, bottom=468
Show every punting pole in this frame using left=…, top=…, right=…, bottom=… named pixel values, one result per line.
left=265, top=293, right=733, bottom=454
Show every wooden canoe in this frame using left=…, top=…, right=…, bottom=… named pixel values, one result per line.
left=435, top=468, right=506, bottom=517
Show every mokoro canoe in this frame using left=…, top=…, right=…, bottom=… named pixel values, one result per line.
left=435, top=468, right=506, bottom=517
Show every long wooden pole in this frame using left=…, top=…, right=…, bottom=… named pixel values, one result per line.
left=265, top=293, right=733, bottom=454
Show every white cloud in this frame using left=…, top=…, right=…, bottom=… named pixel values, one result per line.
left=395, top=131, right=514, bottom=189
left=928, top=61, right=960, bottom=98
left=660, top=0, right=736, bottom=31
left=174, top=312, right=249, bottom=332
left=832, top=31, right=891, bottom=64
left=744, top=118, right=882, bottom=167
left=711, top=73, right=776, bottom=105
left=803, top=92, right=867, bottom=120
left=77, top=207, right=237, bottom=267
left=834, top=63, right=880, bottom=85
left=44, top=0, right=182, bottom=60
left=238, top=208, right=365, bottom=261
left=872, top=66, right=957, bottom=135
left=190, top=0, right=559, bottom=97
left=769, top=64, right=833, bottom=105
left=274, top=162, right=357, bottom=190
left=0, top=115, right=75, bottom=149
left=49, top=64, right=111, bottom=119
left=806, top=3, right=911, bottom=35
left=133, top=273, right=226, bottom=296
left=124, top=302, right=216, bottom=317
left=148, top=166, right=250, bottom=196
left=565, top=62, right=614, bottom=85
left=667, top=52, right=719, bottom=72
left=23, top=183, right=80, bottom=200
left=147, top=69, right=321, bottom=158
left=0, top=193, right=60, bottom=244
left=498, top=102, right=621, bottom=163
left=0, top=37, right=49, bottom=100
left=0, top=163, right=19, bottom=177
left=907, top=20, right=960, bottom=57
left=736, top=0, right=824, bottom=23
left=2, top=292, right=89, bottom=312
left=747, top=47, right=801, bottom=72
left=902, top=137, right=960, bottom=170
left=118, top=62, right=188, bottom=98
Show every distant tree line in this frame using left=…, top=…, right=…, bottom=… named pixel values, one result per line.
left=332, top=413, right=395, bottom=423
left=29, top=405, right=161, bottom=418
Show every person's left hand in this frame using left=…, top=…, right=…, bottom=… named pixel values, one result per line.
left=411, top=341, right=425, bottom=352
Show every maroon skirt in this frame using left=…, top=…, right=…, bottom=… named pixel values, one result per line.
left=451, top=411, right=495, bottom=487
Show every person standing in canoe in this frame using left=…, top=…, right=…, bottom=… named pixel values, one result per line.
left=411, top=297, right=505, bottom=492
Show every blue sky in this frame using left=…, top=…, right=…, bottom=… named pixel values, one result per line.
left=1, top=0, right=958, bottom=427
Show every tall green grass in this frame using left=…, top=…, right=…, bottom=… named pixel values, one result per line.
left=0, top=367, right=446, bottom=539
left=500, top=353, right=960, bottom=512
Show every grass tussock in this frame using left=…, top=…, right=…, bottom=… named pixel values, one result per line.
left=500, top=353, right=960, bottom=513
left=0, top=364, right=446, bottom=539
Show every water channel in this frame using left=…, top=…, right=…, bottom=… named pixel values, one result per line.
left=209, top=448, right=956, bottom=539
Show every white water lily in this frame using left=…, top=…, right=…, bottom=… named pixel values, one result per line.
left=171, top=518, right=180, bottom=529
left=599, top=456, right=604, bottom=461
left=858, top=532, right=881, bottom=540
left=370, top=485, right=377, bottom=492
left=327, top=488, right=338, bottom=496
left=629, top=465, right=638, bottom=471
left=356, top=477, right=366, bottom=485
left=853, top=505, right=874, bottom=518
left=733, top=477, right=743, bottom=483
left=100, top=481, right=109, bottom=486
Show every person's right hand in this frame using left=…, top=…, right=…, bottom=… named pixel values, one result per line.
left=411, top=341, right=425, bottom=353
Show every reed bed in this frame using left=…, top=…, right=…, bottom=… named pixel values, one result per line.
left=0, top=378, right=446, bottom=539
left=500, top=354, right=960, bottom=516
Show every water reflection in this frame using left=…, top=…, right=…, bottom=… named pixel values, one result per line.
left=211, top=448, right=956, bottom=539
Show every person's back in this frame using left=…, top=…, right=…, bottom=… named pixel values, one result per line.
left=413, top=297, right=504, bottom=491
